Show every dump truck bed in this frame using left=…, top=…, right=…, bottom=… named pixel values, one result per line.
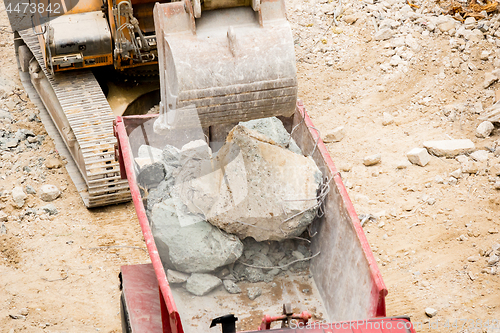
left=114, top=101, right=399, bottom=333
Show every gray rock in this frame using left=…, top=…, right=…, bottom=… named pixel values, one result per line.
left=0, top=223, right=6, bottom=234
left=374, top=28, right=394, bottom=41
left=223, top=280, right=241, bottom=294
left=476, top=121, right=494, bottom=138
left=425, top=307, right=438, bottom=317
left=206, top=126, right=322, bottom=241
left=239, top=117, right=302, bottom=154
left=407, top=148, right=431, bottom=167
left=423, top=140, right=475, bottom=157
left=146, top=180, right=173, bottom=212
left=245, top=267, right=265, bottom=282
left=166, top=269, right=190, bottom=284
left=250, top=253, right=273, bottom=269
left=12, top=186, right=27, bottom=208
left=25, top=185, right=36, bottom=195
left=185, top=273, right=222, bottom=296
left=40, top=204, right=58, bottom=215
left=323, top=126, right=345, bottom=143
left=151, top=198, right=243, bottom=273
left=363, top=154, right=381, bottom=166
left=247, top=287, right=262, bottom=300
left=39, top=184, right=61, bottom=202
left=137, top=162, right=165, bottom=189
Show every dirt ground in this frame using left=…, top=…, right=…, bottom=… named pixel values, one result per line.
left=1, top=0, right=500, bottom=331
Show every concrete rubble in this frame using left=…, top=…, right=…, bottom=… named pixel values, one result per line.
left=138, top=117, right=321, bottom=296
left=185, top=273, right=222, bottom=296
left=150, top=197, right=243, bottom=273
left=206, top=125, right=322, bottom=242
left=406, top=148, right=431, bottom=167
left=423, top=139, right=475, bottom=157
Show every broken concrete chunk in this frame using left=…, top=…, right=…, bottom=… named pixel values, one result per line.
left=363, top=154, right=381, bottom=166
left=423, top=139, right=475, bottom=157
left=223, top=280, right=241, bottom=294
left=407, top=148, right=431, bottom=167
left=137, top=162, right=166, bottom=189
left=239, top=117, right=302, bottom=154
left=206, top=125, right=322, bottom=242
left=185, top=273, right=222, bottom=296
left=0, top=211, right=7, bottom=222
left=167, top=269, right=190, bottom=284
left=151, top=198, right=243, bottom=273
left=247, top=287, right=262, bottom=300
left=476, top=121, right=494, bottom=138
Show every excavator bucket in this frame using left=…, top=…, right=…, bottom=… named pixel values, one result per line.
left=153, top=0, right=297, bottom=128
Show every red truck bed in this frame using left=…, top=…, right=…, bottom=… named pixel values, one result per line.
left=114, top=101, right=415, bottom=333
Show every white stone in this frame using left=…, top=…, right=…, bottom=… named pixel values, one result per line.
left=39, top=184, right=61, bottom=202
left=480, top=50, right=490, bottom=61
left=363, top=154, right=381, bottom=166
left=382, top=112, right=394, bottom=126
left=476, top=121, right=494, bottom=138
left=185, top=273, right=222, bottom=296
left=374, top=28, right=394, bottom=41
left=323, top=126, right=345, bottom=143
left=438, top=21, right=456, bottom=32
left=461, top=161, right=479, bottom=174
left=167, top=269, right=190, bottom=284
left=483, top=72, right=497, bottom=88
left=0, top=211, right=7, bottom=222
left=425, top=307, right=438, bottom=318
left=470, top=150, right=489, bottom=162
left=12, top=187, right=27, bottom=208
left=407, top=148, right=431, bottom=167
left=206, top=126, right=322, bottom=242
left=405, top=35, right=421, bottom=52
left=450, top=169, right=463, bottom=179
left=396, top=160, right=411, bottom=169
left=423, top=139, right=475, bottom=157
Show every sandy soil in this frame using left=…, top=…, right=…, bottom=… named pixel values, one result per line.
left=0, top=0, right=500, bottom=331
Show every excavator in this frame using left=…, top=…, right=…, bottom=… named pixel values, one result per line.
left=4, top=0, right=298, bottom=207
